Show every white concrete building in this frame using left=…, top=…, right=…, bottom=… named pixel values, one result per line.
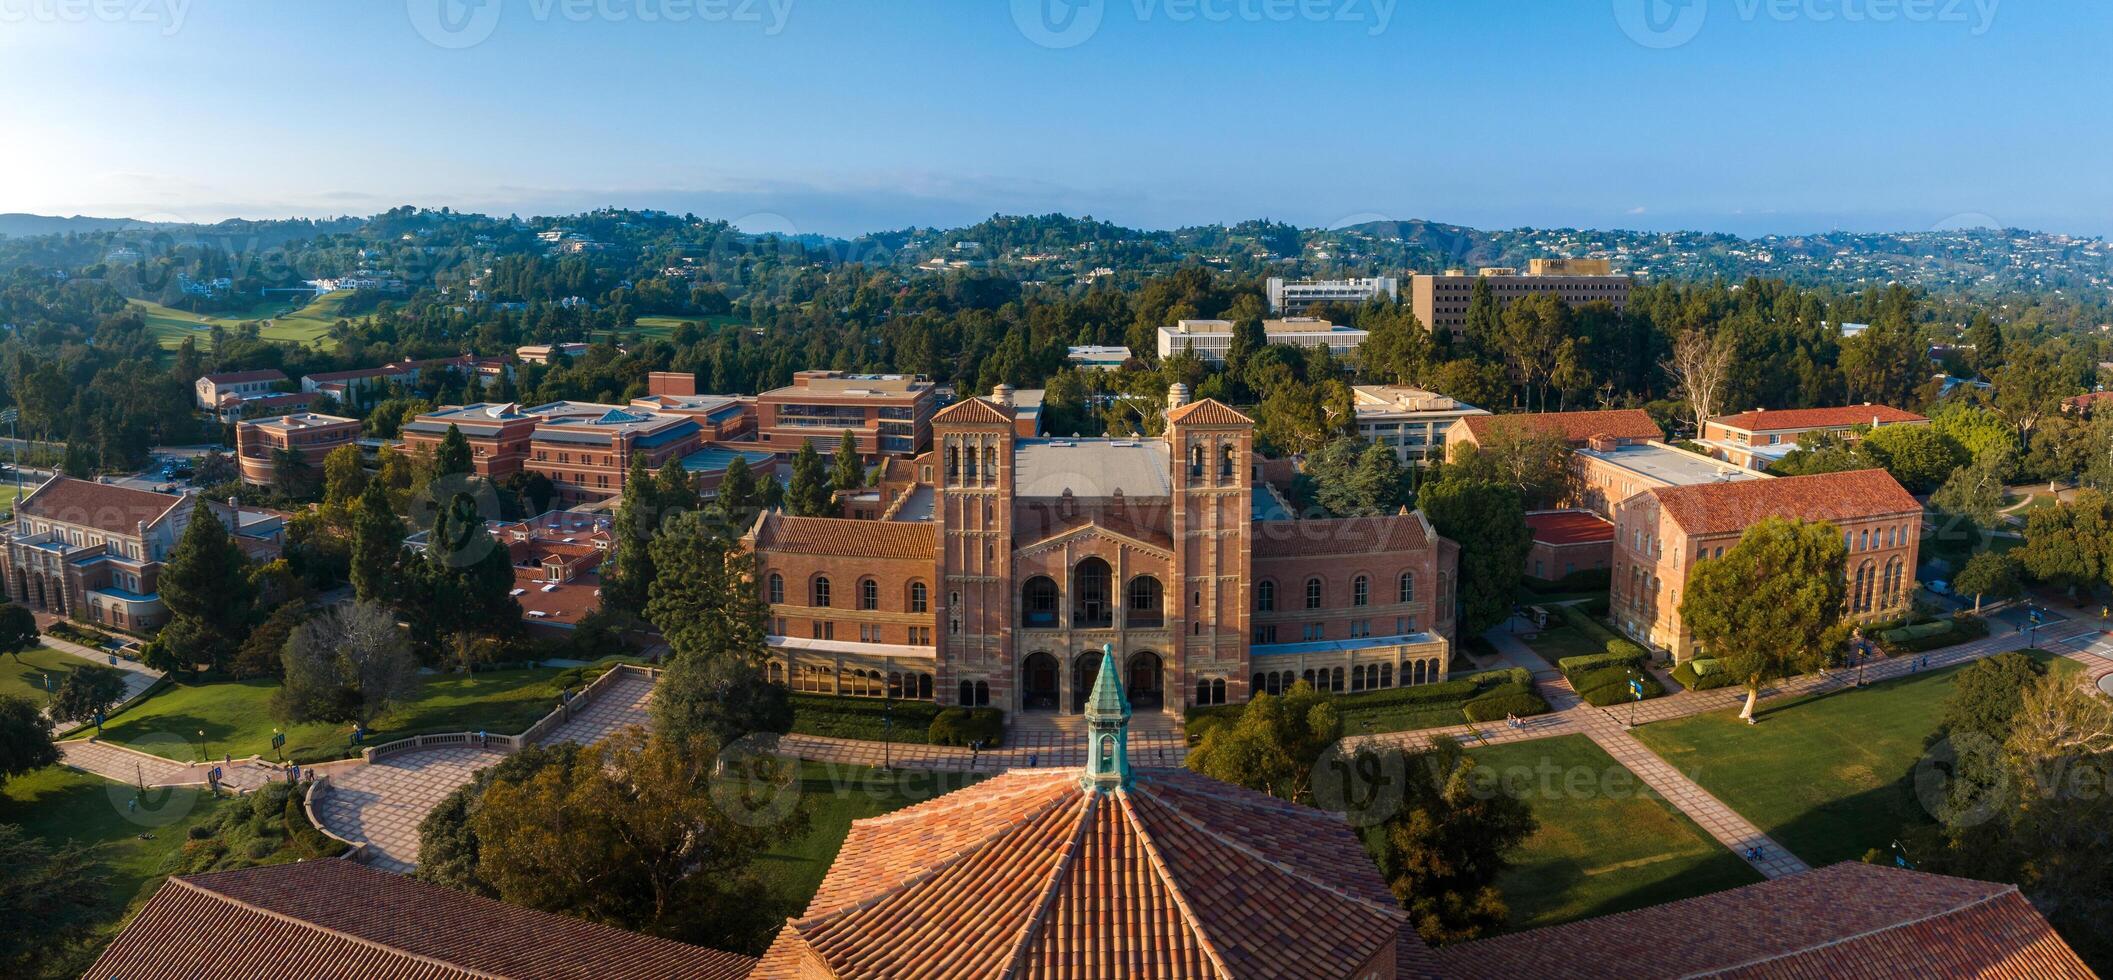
left=1351, top=386, right=1490, bottom=464
left=1266, top=277, right=1399, bottom=314
left=1157, top=318, right=1368, bottom=365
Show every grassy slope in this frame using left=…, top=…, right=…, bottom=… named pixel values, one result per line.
left=1470, top=735, right=1762, bottom=933
left=1632, top=648, right=2079, bottom=868
left=134, top=292, right=352, bottom=351
left=73, top=667, right=571, bottom=764
left=0, top=646, right=93, bottom=707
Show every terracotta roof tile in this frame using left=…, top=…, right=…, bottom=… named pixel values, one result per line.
left=756, top=768, right=1420, bottom=979
left=1458, top=409, right=1661, bottom=446
left=1647, top=468, right=1920, bottom=536
left=86, top=860, right=756, bottom=980
left=1165, top=398, right=1254, bottom=427
left=17, top=476, right=185, bottom=537
left=1436, top=862, right=2091, bottom=979
left=751, top=512, right=936, bottom=561
left=1710, top=404, right=1928, bottom=432
left=934, top=397, right=1016, bottom=426
left=1526, top=510, right=1616, bottom=547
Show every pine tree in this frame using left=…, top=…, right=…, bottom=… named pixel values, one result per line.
left=434, top=424, right=474, bottom=478
left=158, top=506, right=255, bottom=671
left=788, top=441, right=833, bottom=516
left=831, top=430, right=864, bottom=491
left=350, top=480, right=404, bottom=605
left=645, top=511, right=787, bottom=746
left=602, top=455, right=661, bottom=619
left=719, top=455, right=758, bottom=516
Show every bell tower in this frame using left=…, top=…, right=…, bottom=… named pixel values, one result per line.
left=931, top=394, right=1019, bottom=708
left=1164, top=388, right=1256, bottom=709
left=1080, top=643, right=1132, bottom=790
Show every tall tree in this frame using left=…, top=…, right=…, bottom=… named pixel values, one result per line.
left=157, top=508, right=253, bottom=671
left=349, top=480, right=405, bottom=605
left=433, top=423, right=475, bottom=479
left=0, top=695, right=57, bottom=788
left=2016, top=490, right=2113, bottom=594
left=414, top=492, right=522, bottom=668
left=322, top=443, right=367, bottom=507
left=1186, top=682, right=1341, bottom=804
left=719, top=455, right=759, bottom=517
left=274, top=601, right=421, bottom=730
left=0, top=604, right=37, bottom=660
left=1952, top=551, right=2024, bottom=614
left=1419, top=478, right=1530, bottom=634
left=0, top=825, right=102, bottom=978
left=48, top=665, right=127, bottom=726
left=786, top=441, right=832, bottom=517
left=1680, top=517, right=1849, bottom=721
left=645, top=511, right=786, bottom=746
left=1662, top=329, right=1735, bottom=435
left=601, top=454, right=662, bottom=620
left=1364, top=736, right=1538, bottom=945
left=831, top=429, right=864, bottom=491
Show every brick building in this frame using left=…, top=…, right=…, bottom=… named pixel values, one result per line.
left=754, top=371, right=937, bottom=458
left=630, top=371, right=757, bottom=441
left=406, top=510, right=613, bottom=635
left=400, top=403, right=544, bottom=479
left=1697, top=404, right=1929, bottom=471
left=193, top=369, right=287, bottom=412
left=1610, top=468, right=1922, bottom=661
left=745, top=384, right=1457, bottom=717
left=1410, top=260, right=1633, bottom=338
left=234, top=412, right=361, bottom=487
left=524, top=402, right=704, bottom=507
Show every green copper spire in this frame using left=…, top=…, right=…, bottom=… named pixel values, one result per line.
left=1081, top=643, right=1132, bottom=791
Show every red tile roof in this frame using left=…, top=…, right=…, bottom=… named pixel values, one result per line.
left=1458, top=409, right=1661, bottom=446
left=86, top=860, right=756, bottom=980
left=1710, top=404, right=1928, bottom=432
left=1435, top=862, right=2091, bottom=979
left=932, top=396, right=1015, bottom=425
left=751, top=768, right=1420, bottom=979
left=1526, top=510, right=1617, bottom=546
left=17, top=476, right=185, bottom=537
left=1647, top=468, right=1921, bottom=536
left=200, top=369, right=287, bottom=385
left=1165, top=398, right=1254, bottom=427
left=750, top=512, right=936, bottom=561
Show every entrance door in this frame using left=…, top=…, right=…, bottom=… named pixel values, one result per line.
left=1021, top=653, right=1059, bottom=711
left=1127, top=651, right=1164, bottom=710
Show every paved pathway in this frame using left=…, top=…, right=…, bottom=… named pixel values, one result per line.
left=313, top=745, right=509, bottom=873
left=536, top=670, right=654, bottom=745
left=38, top=635, right=162, bottom=733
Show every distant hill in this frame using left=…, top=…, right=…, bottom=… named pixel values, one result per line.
left=0, top=213, right=172, bottom=238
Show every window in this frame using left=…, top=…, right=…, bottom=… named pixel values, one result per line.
left=1257, top=580, right=1276, bottom=612
left=1398, top=572, right=1414, bottom=603
left=1305, top=578, right=1322, bottom=610
left=1253, top=625, right=1278, bottom=644
left=909, top=582, right=928, bottom=613
left=859, top=578, right=879, bottom=610
left=812, top=576, right=832, bottom=607
left=1220, top=442, right=1235, bottom=478
left=767, top=573, right=784, bottom=604
left=1353, top=575, right=1369, bottom=607
left=1302, top=623, right=1324, bottom=641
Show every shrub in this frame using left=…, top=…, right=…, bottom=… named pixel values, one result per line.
left=1331, top=679, right=1479, bottom=709
left=1670, top=660, right=1741, bottom=691
left=927, top=706, right=1005, bottom=747
left=1464, top=667, right=1531, bottom=690
left=1558, top=649, right=1648, bottom=675
left=1581, top=595, right=1611, bottom=617
left=1463, top=683, right=1550, bottom=722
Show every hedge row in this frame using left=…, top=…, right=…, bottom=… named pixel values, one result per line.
left=1558, top=649, right=1648, bottom=675
left=1878, top=614, right=1991, bottom=654
left=928, top=707, right=1005, bottom=747
left=1463, top=683, right=1551, bottom=723
left=1572, top=666, right=1665, bottom=707
left=1670, top=659, right=1742, bottom=691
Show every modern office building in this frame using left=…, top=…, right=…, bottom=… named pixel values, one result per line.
left=1065, top=345, right=1132, bottom=371
left=1351, top=385, right=1488, bottom=464
left=754, top=371, right=938, bottom=457
left=234, top=412, right=362, bottom=487
left=399, top=403, right=545, bottom=480
left=523, top=402, right=704, bottom=507
left=1265, top=276, right=1399, bottom=314
left=1409, top=260, right=1632, bottom=337
left=1155, top=318, right=1368, bottom=365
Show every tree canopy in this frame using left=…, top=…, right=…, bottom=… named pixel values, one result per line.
left=1680, top=517, right=1849, bottom=721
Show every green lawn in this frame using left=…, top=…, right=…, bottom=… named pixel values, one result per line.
left=133, top=292, right=352, bottom=352
left=75, top=666, right=573, bottom=764
left=0, top=646, right=94, bottom=707
left=1631, top=649, right=2080, bottom=868
left=1470, top=735, right=1762, bottom=932
left=598, top=314, right=747, bottom=341
left=750, top=762, right=982, bottom=916
left=1521, top=625, right=1605, bottom=669
left=4, top=766, right=231, bottom=976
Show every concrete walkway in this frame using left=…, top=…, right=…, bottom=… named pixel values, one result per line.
left=312, top=745, right=509, bottom=873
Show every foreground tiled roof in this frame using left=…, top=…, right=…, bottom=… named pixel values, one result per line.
left=933, top=396, right=1015, bottom=425
left=1165, top=397, right=1253, bottom=426
left=17, top=476, right=185, bottom=536
left=1710, top=404, right=1928, bottom=432
left=750, top=768, right=1419, bottom=979
left=1435, top=862, right=2091, bottom=979
left=1457, top=409, right=1661, bottom=445
left=751, top=511, right=936, bottom=561
left=1647, top=468, right=1920, bottom=536
left=86, top=860, right=756, bottom=980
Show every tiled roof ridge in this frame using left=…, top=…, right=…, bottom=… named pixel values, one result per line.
left=1693, top=881, right=2022, bottom=977
left=999, top=788, right=1102, bottom=976
left=793, top=786, right=1086, bottom=934
left=1113, top=786, right=1240, bottom=978
left=1133, top=778, right=1409, bottom=922
left=850, top=771, right=1067, bottom=828
left=169, top=874, right=509, bottom=980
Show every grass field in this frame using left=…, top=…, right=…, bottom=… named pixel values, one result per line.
left=750, top=762, right=983, bottom=916
left=133, top=291, right=355, bottom=352
left=0, top=646, right=95, bottom=707
left=1521, top=625, right=1606, bottom=669
left=1631, top=649, right=2079, bottom=868
left=4, top=766, right=231, bottom=976
left=594, top=314, right=747, bottom=342
left=75, top=666, right=573, bottom=764
left=1470, top=735, right=1763, bottom=932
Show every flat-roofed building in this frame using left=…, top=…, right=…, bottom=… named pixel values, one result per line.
left=1446, top=408, right=1663, bottom=456
left=1156, top=317, right=1368, bottom=365
left=1698, top=404, right=1930, bottom=471
left=1410, top=261, right=1632, bottom=337
left=1352, top=385, right=1489, bottom=463
left=1265, top=276, right=1399, bottom=314
left=1524, top=509, right=1618, bottom=582
left=400, top=402, right=544, bottom=479
left=1571, top=435, right=1770, bottom=520
left=1065, top=345, right=1131, bottom=371
left=194, top=369, right=287, bottom=411
left=679, top=445, right=779, bottom=501
left=1611, top=468, right=1921, bottom=661
left=755, top=370, right=937, bottom=458
left=516, top=342, right=591, bottom=364
left=629, top=373, right=756, bottom=442
left=524, top=402, right=703, bottom=507
left=234, top=412, right=361, bottom=488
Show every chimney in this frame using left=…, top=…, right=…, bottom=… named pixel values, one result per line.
left=991, top=384, right=1015, bottom=407
left=1588, top=433, right=1619, bottom=453
left=1167, top=383, right=1192, bottom=410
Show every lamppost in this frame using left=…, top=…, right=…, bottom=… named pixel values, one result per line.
left=198, top=729, right=209, bottom=763
left=881, top=701, right=893, bottom=771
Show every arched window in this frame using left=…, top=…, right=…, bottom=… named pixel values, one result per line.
left=1305, top=578, right=1323, bottom=610
left=1257, top=580, right=1276, bottom=612
left=1220, top=441, right=1235, bottom=478
left=1126, top=576, right=1163, bottom=627
left=859, top=578, right=879, bottom=610
left=1189, top=443, right=1204, bottom=477
left=945, top=445, right=958, bottom=482
left=1398, top=572, right=1415, bottom=604
left=1351, top=666, right=1365, bottom=692
left=1211, top=677, right=1226, bottom=703
left=909, top=582, right=928, bottom=613
left=984, top=446, right=997, bottom=482
left=767, top=573, right=784, bottom=605
left=1022, top=576, right=1060, bottom=628
left=812, top=576, right=832, bottom=608
left=1330, top=667, right=1344, bottom=692
left=1251, top=673, right=1265, bottom=695
left=1074, top=558, right=1113, bottom=628
left=1353, top=575, right=1370, bottom=607
left=919, top=673, right=934, bottom=700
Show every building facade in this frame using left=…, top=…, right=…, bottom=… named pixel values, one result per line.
left=1410, top=261, right=1632, bottom=337
left=1609, top=468, right=1922, bottom=661
left=400, top=403, right=544, bottom=480
left=1155, top=317, right=1368, bottom=364
left=754, top=371, right=937, bottom=458
left=1697, top=404, right=1930, bottom=471
left=234, top=413, right=361, bottom=487
left=1352, top=385, right=1489, bottom=464
left=745, top=385, right=1457, bottom=716
left=524, top=403, right=703, bottom=507
left=1265, top=275, right=1400, bottom=313
left=194, top=369, right=287, bottom=411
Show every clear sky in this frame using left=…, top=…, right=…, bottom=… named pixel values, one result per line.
left=0, top=0, right=2102, bottom=238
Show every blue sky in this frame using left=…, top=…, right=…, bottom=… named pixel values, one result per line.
left=0, top=0, right=2102, bottom=238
